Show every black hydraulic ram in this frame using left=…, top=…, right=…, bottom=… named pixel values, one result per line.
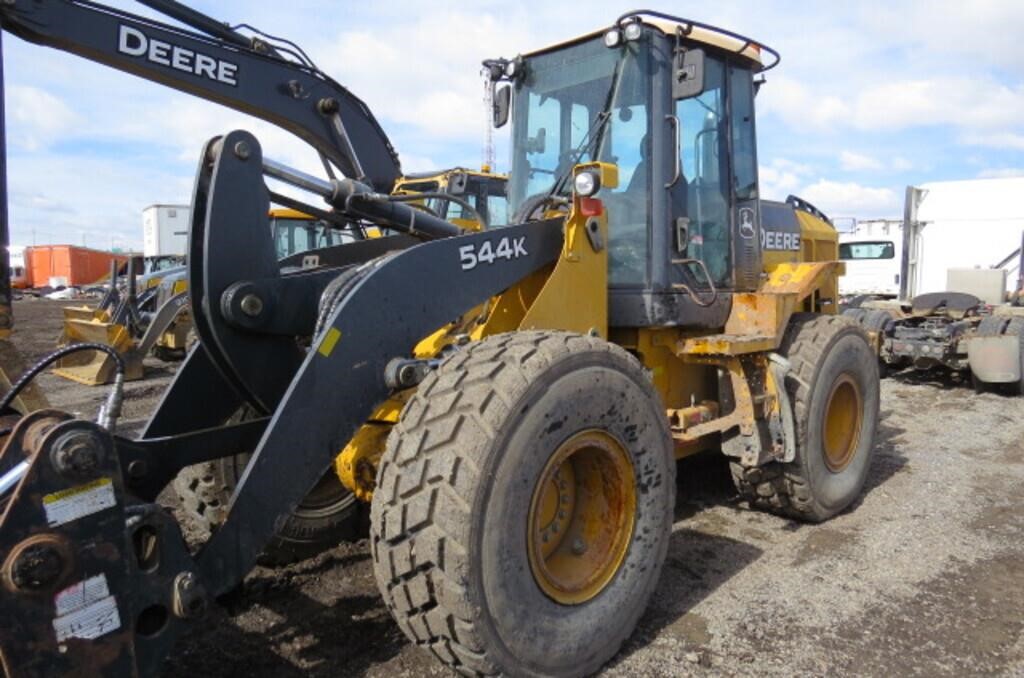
left=261, top=156, right=463, bottom=240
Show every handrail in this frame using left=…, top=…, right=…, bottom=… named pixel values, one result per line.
left=616, top=9, right=781, bottom=72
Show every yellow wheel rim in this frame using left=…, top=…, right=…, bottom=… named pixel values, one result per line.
left=527, top=430, right=636, bottom=605
left=822, top=374, right=863, bottom=473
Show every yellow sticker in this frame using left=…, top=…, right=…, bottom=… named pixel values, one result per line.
left=318, top=327, right=342, bottom=357
left=43, top=477, right=116, bottom=527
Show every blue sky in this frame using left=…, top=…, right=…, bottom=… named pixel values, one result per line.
left=3, top=0, right=1023, bottom=249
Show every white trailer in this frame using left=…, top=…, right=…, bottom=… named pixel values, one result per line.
left=142, top=204, right=190, bottom=258
left=903, top=177, right=1024, bottom=302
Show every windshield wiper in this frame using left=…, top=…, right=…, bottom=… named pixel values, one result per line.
left=546, top=54, right=627, bottom=201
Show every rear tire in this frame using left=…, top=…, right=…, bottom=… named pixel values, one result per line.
left=371, top=331, right=675, bottom=676
left=174, top=410, right=359, bottom=566
left=731, top=314, right=879, bottom=522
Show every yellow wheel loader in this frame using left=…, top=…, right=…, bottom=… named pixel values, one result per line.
left=0, top=3, right=876, bottom=676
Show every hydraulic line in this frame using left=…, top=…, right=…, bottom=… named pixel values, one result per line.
left=0, top=342, right=126, bottom=431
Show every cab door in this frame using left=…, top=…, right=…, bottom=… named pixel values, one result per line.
left=669, top=53, right=762, bottom=295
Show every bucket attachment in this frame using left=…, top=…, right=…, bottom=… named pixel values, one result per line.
left=52, top=319, right=144, bottom=385
left=52, top=287, right=191, bottom=386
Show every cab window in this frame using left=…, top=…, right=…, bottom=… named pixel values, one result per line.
left=729, top=64, right=757, bottom=201
left=840, top=241, right=895, bottom=260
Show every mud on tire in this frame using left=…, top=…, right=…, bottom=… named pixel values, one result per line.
left=370, top=331, right=676, bottom=676
left=732, top=314, right=880, bottom=522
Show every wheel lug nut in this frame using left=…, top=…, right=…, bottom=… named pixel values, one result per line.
left=572, top=538, right=587, bottom=555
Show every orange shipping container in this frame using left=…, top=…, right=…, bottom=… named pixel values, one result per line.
left=24, top=245, right=128, bottom=288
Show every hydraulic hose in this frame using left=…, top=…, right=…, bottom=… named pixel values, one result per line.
left=0, top=342, right=126, bottom=431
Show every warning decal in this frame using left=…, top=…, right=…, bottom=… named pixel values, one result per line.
left=43, top=477, right=116, bottom=527
left=53, top=574, right=121, bottom=642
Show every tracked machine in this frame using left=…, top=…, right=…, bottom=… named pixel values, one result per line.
left=0, top=3, right=878, bottom=676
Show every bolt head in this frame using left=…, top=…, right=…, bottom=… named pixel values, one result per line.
left=127, top=459, right=148, bottom=479
left=51, top=431, right=103, bottom=479
left=239, top=293, right=264, bottom=317
left=571, top=538, right=587, bottom=556
left=11, top=544, right=64, bottom=591
left=233, top=141, right=251, bottom=160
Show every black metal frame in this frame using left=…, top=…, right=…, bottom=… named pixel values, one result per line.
left=0, top=129, right=565, bottom=675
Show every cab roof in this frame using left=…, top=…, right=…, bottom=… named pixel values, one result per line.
left=523, top=10, right=778, bottom=72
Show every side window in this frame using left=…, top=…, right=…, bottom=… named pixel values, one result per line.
left=729, top=65, right=757, bottom=200
left=676, top=57, right=731, bottom=287
left=273, top=222, right=292, bottom=259
left=525, top=94, right=561, bottom=196
left=487, top=194, right=509, bottom=226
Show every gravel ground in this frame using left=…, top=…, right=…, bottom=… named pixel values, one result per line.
left=9, top=298, right=1024, bottom=677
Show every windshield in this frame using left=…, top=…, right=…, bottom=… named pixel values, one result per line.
left=270, top=217, right=348, bottom=259
left=510, top=36, right=652, bottom=285
left=509, top=38, right=619, bottom=212
left=840, top=241, right=895, bottom=260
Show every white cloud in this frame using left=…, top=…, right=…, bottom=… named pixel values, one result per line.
left=851, top=78, right=1024, bottom=133
left=892, top=156, right=913, bottom=171
left=978, top=168, right=1024, bottom=179
left=759, top=158, right=813, bottom=201
left=960, top=131, right=1024, bottom=151
left=862, top=1, right=1024, bottom=70
left=764, top=74, right=1024, bottom=141
left=317, top=13, right=532, bottom=146
left=839, top=151, right=881, bottom=172
left=758, top=76, right=850, bottom=130
left=800, top=180, right=900, bottom=219
left=8, top=86, right=79, bottom=151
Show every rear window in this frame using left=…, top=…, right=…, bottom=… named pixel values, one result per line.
left=839, top=241, right=894, bottom=260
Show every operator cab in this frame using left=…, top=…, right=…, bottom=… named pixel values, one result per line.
left=490, top=11, right=778, bottom=328
left=392, top=170, right=509, bottom=230
left=268, top=208, right=352, bottom=260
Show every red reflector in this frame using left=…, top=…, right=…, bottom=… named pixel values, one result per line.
left=579, top=197, right=603, bottom=217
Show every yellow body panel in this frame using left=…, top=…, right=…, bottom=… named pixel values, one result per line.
left=335, top=159, right=845, bottom=491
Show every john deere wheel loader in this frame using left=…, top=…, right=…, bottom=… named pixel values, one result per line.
left=0, top=3, right=877, bottom=676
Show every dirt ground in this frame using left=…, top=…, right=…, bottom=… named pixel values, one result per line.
left=10, top=298, right=1024, bottom=677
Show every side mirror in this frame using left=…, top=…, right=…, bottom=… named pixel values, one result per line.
left=672, top=48, right=705, bottom=100
left=493, top=84, right=511, bottom=128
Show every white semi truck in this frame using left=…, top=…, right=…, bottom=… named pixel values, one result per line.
left=839, top=177, right=1024, bottom=304
left=842, top=177, right=1024, bottom=393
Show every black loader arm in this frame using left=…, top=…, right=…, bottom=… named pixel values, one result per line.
left=0, top=0, right=401, bottom=192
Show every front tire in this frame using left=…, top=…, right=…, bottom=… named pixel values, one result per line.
left=732, top=314, right=879, bottom=522
left=371, top=332, right=675, bottom=676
